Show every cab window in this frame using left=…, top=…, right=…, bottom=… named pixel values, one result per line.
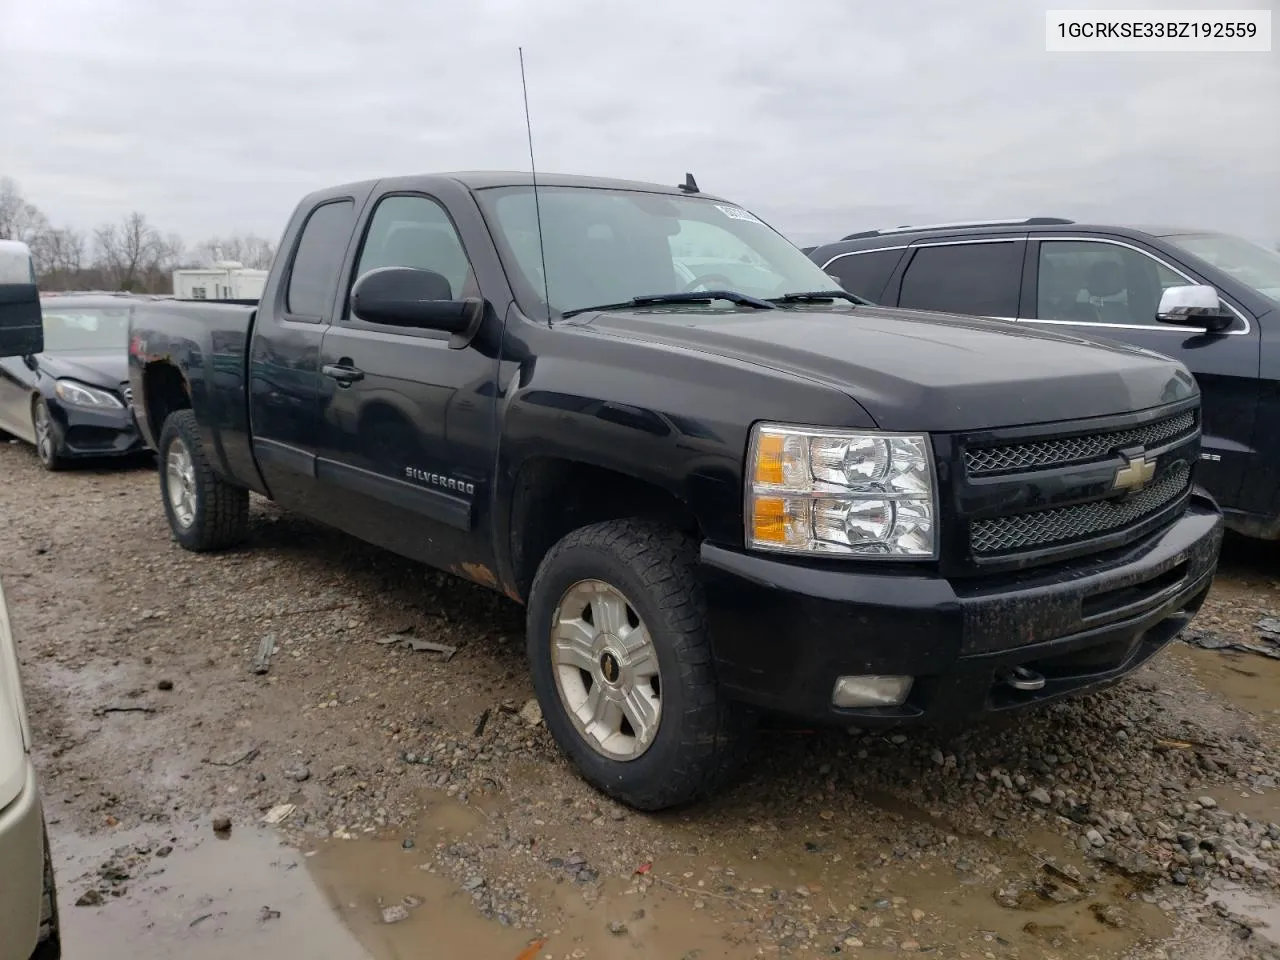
left=286, top=200, right=356, bottom=319
left=353, top=195, right=478, bottom=306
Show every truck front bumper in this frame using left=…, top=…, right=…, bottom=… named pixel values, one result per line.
left=700, top=496, right=1223, bottom=725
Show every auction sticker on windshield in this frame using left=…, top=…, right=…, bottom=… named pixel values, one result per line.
left=715, top=204, right=765, bottom=225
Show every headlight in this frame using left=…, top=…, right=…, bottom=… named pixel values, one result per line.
left=55, top=379, right=123, bottom=409
left=746, top=423, right=937, bottom=558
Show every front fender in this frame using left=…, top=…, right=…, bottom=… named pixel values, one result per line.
left=488, top=313, right=871, bottom=595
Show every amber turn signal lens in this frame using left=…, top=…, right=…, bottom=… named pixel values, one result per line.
left=751, top=496, right=787, bottom=543
left=753, top=433, right=785, bottom=485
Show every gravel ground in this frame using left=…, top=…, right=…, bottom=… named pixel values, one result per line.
left=4, top=437, right=1280, bottom=959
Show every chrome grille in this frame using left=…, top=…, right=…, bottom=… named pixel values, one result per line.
left=964, top=411, right=1197, bottom=476
left=969, top=460, right=1191, bottom=555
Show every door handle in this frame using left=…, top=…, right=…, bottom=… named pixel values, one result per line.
left=322, top=363, right=364, bottom=385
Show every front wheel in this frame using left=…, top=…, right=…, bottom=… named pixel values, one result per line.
left=32, top=398, right=64, bottom=471
left=157, top=409, right=249, bottom=551
left=526, top=519, right=755, bottom=811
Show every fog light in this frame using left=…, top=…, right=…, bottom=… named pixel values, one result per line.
left=832, top=675, right=913, bottom=708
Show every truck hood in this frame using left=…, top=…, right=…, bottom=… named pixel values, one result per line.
left=579, top=306, right=1197, bottom=432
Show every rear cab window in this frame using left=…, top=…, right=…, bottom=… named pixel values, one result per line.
left=898, top=241, right=1023, bottom=317
left=286, top=200, right=357, bottom=320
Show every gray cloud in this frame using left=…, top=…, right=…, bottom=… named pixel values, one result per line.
left=1, top=0, right=1275, bottom=247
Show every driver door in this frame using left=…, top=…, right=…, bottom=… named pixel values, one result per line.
left=314, top=192, right=497, bottom=572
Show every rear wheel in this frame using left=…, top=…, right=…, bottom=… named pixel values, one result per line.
left=32, top=398, right=64, bottom=471
left=526, top=519, right=755, bottom=811
left=158, top=409, right=249, bottom=551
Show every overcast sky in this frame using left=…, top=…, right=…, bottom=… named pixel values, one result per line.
left=1, top=0, right=1276, bottom=248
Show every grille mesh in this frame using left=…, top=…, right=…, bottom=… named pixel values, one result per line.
left=969, top=460, right=1191, bottom=555
left=964, top=411, right=1196, bottom=476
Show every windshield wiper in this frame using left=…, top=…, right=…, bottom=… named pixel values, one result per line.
left=561, top=290, right=777, bottom=319
left=768, top=290, right=869, bottom=306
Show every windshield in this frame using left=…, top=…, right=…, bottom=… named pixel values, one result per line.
left=475, top=186, right=845, bottom=316
left=40, top=306, right=132, bottom=352
left=1165, top=232, right=1280, bottom=305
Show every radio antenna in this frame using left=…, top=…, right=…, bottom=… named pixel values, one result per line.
left=518, top=47, right=552, bottom=328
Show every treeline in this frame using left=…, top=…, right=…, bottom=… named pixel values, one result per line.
left=0, top=177, right=275, bottom=294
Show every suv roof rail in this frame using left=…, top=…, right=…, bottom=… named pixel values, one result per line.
left=839, top=217, right=1074, bottom=241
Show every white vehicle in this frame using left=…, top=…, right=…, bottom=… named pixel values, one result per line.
left=0, top=244, right=60, bottom=960
left=0, top=240, right=36, bottom=285
left=0, top=580, right=58, bottom=960
left=173, top=260, right=268, bottom=301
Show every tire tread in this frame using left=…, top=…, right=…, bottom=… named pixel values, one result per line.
left=530, top=519, right=755, bottom=810
left=158, top=410, right=249, bottom=551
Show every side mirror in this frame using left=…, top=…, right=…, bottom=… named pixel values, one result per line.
left=1156, top=284, right=1233, bottom=332
left=0, top=283, right=43, bottom=358
left=351, top=266, right=482, bottom=335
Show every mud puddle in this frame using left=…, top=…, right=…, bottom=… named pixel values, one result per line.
left=308, top=793, right=752, bottom=959
left=1205, top=882, right=1280, bottom=946
left=638, top=796, right=1169, bottom=957
left=1176, top=644, right=1280, bottom=731
left=51, top=794, right=755, bottom=960
left=1201, top=779, right=1280, bottom=824
left=52, top=822, right=370, bottom=959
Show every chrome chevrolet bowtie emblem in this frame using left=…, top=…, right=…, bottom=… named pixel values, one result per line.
left=1113, top=454, right=1156, bottom=494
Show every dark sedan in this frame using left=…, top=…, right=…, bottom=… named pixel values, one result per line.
left=0, top=294, right=147, bottom=470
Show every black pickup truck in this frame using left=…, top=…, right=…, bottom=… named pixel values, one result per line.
left=127, top=172, right=1223, bottom=810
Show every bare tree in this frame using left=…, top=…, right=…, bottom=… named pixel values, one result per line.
left=3, top=180, right=193, bottom=292
left=29, top=226, right=86, bottom=289
left=94, top=211, right=166, bottom=292
left=194, top=233, right=275, bottom=270
left=0, top=177, right=49, bottom=246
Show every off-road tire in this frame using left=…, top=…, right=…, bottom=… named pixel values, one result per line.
left=526, top=519, right=756, bottom=811
left=158, top=409, right=249, bottom=551
left=33, top=822, right=60, bottom=960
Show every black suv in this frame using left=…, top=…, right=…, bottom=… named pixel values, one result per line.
left=807, top=219, right=1280, bottom=541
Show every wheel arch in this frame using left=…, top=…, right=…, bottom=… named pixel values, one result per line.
left=506, top=455, right=703, bottom=603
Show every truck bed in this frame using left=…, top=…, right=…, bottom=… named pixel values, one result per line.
left=127, top=298, right=265, bottom=495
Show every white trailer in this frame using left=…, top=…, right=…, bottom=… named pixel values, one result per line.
left=173, top=261, right=268, bottom=301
